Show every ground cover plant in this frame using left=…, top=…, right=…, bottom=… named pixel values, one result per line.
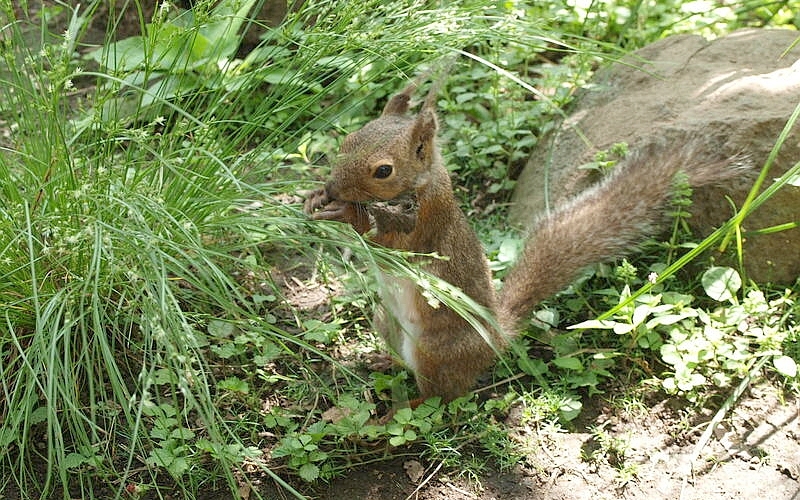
left=0, top=0, right=798, bottom=499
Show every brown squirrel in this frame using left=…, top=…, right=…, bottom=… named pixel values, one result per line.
left=304, top=77, right=744, bottom=405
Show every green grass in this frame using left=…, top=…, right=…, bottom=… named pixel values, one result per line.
left=0, top=0, right=578, bottom=497
left=1, top=0, right=799, bottom=498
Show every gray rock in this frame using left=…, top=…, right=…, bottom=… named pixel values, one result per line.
left=509, top=28, right=800, bottom=284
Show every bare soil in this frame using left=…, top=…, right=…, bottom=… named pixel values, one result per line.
left=291, top=382, right=798, bottom=500
left=3, top=376, right=797, bottom=500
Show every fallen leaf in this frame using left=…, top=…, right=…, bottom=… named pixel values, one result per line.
left=322, top=406, right=352, bottom=423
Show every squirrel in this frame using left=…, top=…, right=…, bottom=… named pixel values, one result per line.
left=304, top=76, right=745, bottom=405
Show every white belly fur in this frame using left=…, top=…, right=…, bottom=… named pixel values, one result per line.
left=379, top=275, right=421, bottom=373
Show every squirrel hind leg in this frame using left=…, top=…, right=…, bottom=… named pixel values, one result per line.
left=413, top=363, right=480, bottom=404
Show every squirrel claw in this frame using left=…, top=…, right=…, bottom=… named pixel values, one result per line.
left=311, top=200, right=345, bottom=220
left=310, top=199, right=371, bottom=235
left=303, top=187, right=330, bottom=214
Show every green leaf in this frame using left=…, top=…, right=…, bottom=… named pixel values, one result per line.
left=302, top=319, right=341, bottom=344
left=612, top=322, right=634, bottom=335
left=167, top=456, right=189, bottom=477
left=518, top=356, right=547, bottom=376
left=638, top=329, right=662, bottom=349
left=211, top=342, right=244, bottom=359
left=701, top=267, right=741, bottom=302
left=316, top=55, right=354, bottom=67
left=773, top=355, right=798, bottom=378
left=29, top=406, right=49, bottom=425
left=150, top=427, right=171, bottom=440
left=389, top=435, right=407, bottom=447
left=148, top=447, right=176, bottom=468
left=414, top=419, right=433, bottom=434
left=259, top=69, right=317, bottom=89
left=63, top=452, right=88, bottom=469
left=456, top=92, right=477, bottom=104
left=170, top=427, right=196, bottom=440
left=151, top=367, right=178, bottom=385
left=413, top=398, right=441, bottom=418
left=533, top=308, right=559, bottom=329
left=200, top=0, right=259, bottom=56
left=85, top=36, right=147, bottom=71
left=208, top=319, right=235, bottom=337
left=496, top=237, right=522, bottom=264
left=298, top=463, right=320, bottom=482
left=0, top=428, right=17, bottom=448
left=307, top=450, right=329, bottom=463
left=254, top=341, right=283, bottom=365
left=558, top=397, right=583, bottom=422
left=392, top=408, right=414, bottom=425
left=218, top=377, right=249, bottom=394
left=568, top=319, right=617, bottom=330
left=645, top=313, right=692, bottom=329
left=552, top=356, right=583, bottom=370
left=660, top=344, right=682, bottom=366
left=303, top=330, right=329, bottom=343
left=386, top=422, right=404, bottom=436
left=252, top=293, right=277, bottom=305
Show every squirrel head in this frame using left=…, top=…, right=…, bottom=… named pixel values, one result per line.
left=324, top=83, right=440, bottom=203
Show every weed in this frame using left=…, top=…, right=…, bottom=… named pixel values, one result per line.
left=583, top=423, right=630, bottom=468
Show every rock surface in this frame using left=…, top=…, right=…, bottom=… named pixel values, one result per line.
left=509, top=28, right=800, bottom=284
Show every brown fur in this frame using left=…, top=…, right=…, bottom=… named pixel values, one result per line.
left=305, top=82, right=746, bottom=403
left=498, top=140, right=745, bottom=329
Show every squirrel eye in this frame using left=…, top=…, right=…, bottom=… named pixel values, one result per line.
left=373, top=164, right=393, bottom=179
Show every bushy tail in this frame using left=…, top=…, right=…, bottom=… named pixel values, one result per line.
left=497, top=139, right=749, bottom=332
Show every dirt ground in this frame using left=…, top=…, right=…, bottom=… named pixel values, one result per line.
left=3, top=376, right=796, bottom=500
left=287, top=382, right=797, bottom=500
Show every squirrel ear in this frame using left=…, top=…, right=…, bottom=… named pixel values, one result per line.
left=382, top=93, right=410, bottom=115
left=382, top=82, right=416, bottom=115
left=410, top=107, right=438, bottom=160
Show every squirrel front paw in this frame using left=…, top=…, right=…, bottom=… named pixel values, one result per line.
left=303, top=187, right=330, bottom=215
left=304, top=189, right=371, bottom=235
